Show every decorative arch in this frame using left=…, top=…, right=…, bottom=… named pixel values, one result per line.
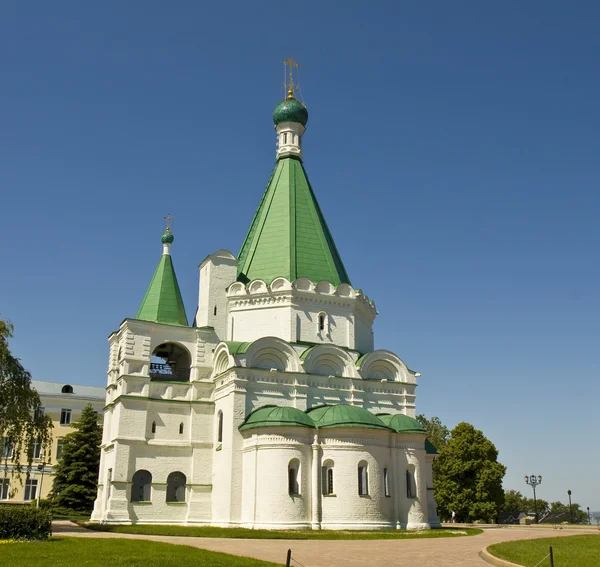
left=150, top=341, right=192, bottom=382
left=315, top=281, right=335, bottom=295
left=247, top=280, right=269, bottom=294
left=227, top=282, right=247, bottom=296
left=212, top=343, right=235, bottom=378
left=293, top=277, right=315, bottom=292
left=245, top=337, right=302, bottom=373
left=357, top=350, right=415, bottom=383
left=61, top=384, right=73, bottom=394
left=335, top=283, right=356, bottom=298
left=302, top=345, right=359, bottom=378
left=270, top=277, right=293, bottom=292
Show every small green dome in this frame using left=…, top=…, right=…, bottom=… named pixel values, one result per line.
left=161, top=230, right=174, bottom=244
left=307, top=404, right=392, bottom=431
left=273, top=96, right=308, bottom=127
left=239, top=405, right=315, bottom=431
left=377, top=413, right=426, bottom=434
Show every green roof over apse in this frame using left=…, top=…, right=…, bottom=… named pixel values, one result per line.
left=377, top=413, right=426, bottom=434
left=307, top=404, right=393, bottom=431
left=239, top=405, right=315, bottom=431
left=425, top=439, right=439, bottom=455
left=237, top=157, right=351, bottom=286
left=136, top=246, right=188, bottom=327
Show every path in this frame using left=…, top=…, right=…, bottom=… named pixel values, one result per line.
left=52, top=521, right=597, bottom=566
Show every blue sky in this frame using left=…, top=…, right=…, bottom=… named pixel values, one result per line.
left=1, top=1, right=598, bottom=512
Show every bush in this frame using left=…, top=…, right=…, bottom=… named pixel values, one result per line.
left=0, top=505, right=52, bottom=540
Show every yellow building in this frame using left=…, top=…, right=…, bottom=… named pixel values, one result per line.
left=0, top=381, right=104, bottom=503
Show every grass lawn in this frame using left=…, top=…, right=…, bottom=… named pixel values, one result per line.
left=79, top=522, right=482, bottom=540
left=488, top=535, right=600, bottom=567
left=0, top=537, right=282, bottom=567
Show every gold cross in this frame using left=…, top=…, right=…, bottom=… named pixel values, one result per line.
left=282, top=57, right=299, bottom=97
left=164, top=213, right=173, bottom=232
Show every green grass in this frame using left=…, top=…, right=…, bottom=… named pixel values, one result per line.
left=0, top=537, right=282, bottom=566
left=79, top=522, right=482, bottom=540
left=488, top=535, right=600, bottom=567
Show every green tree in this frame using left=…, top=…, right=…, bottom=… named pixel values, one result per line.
left=434, top=422, right=506, bottom=523
left=503, top=489, right=525, bottom=513
left=416, top=415, right=450, bottom=451
left=0, top=319, right=53, bottom=493
left=549, top=501, right=589, bottom=524
left=50, top=404, right=102, bottom=512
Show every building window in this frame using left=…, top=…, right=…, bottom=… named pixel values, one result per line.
left=61, top=385, right=73, bottom=394
left=358, top=462, right=369, bottom=496
left=0, top=478, right=9, bottom=500
left=131, top=470, right=152, bottom=502
left=60, top=409, right=72, bottom=425
left=217, top=411, right=223, bottom=443
left=29, top=438, right=42, bottom=460
left=34, top=407, right=45, bottom=420
left=322, top=460, right=334, bottom=495
left=24, top=478, right=38, bottom=501
left=179, top=422, right=184, bottom=435
left=383, top=467, right=390, bottom=497
left=288, top=459, right=300, bottom=495
left=213, top=306, right=217, bottom=316
left=1, top=438, right=14, bottom=459
left=318, top=312, right=327, bottom=333
left=166, top=472, right=186, bottom=503
left=56, top=439, right=64, bottom=460
left=151, top=421, right=156, bottom=434
left=406, top=468, right=416, bottom=499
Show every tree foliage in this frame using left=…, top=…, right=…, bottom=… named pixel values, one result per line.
left=0, top=318, right=53, bottom=491
left=433, top=422, right=506, bottom=522
left=416, top=414, right=450, bottom=451
left=50, top=403, right=102, bottom=512
left=503, top=489, right=548, bottom=517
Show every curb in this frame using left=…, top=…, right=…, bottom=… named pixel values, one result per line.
left=478, top=547, right=523, bottom=567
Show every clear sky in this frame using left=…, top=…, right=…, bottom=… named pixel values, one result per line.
left=1, top=1, right=598, bottom=512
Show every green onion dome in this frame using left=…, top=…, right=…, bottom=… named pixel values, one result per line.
left=273, top=92, right=308, bottom=127
left=161, top=229, right=174, bottom=244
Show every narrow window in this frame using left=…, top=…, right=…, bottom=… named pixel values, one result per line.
left=34, top=407, right=45, bottom=420
left=29, top=438, right=42, bottom=460
left=0, top=478, right=9, bottom=500
left=1, top=438, right=14, bottom=459
left=383, top=468, right=390, bottom=497
left=60, top=408, right=72, bottom=425
left=288, top=459, right=300, bottom=495
left=213, top=306, right=217, bottom=316
left=217, top=411, right=223, bottom=443
left=24, top=478, right=38, bottom=501
left=131, top=470, right=152, bottom=502
left=406, top=469, right=416, bottom=498
left=166, top=472, right=186, bottom=503
left=327, top=468, right=334, bottom=495
left=322, top=461, right=334, bottom=495
left=179, top=422, right=184, bottom=435
left=151, top=421, right=156, bottom=434
left=358, top=462, right=369, bottom=496
left=318, top=313, right=326, bottom=332
left=56, top=439, right=64, bottom=460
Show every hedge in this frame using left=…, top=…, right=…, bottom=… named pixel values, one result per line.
left=0, top=505, right=52, bottom=540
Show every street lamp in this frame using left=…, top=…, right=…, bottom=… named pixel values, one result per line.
left=525, top=474, right=542, bottom=524
left=567, top=489, right=573, bottom=523
left=587, top=507, right=591, bottom=525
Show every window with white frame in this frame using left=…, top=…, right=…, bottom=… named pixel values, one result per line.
left=288, top=459, right=300, bottom=495
left=358, top=461, right=369, bottom=496
left=24, top=478, right=38, bottom=501
left=1, top=438, right=13, bottom=459
left=0, top=478, right=9, bottom=500
left=34, top=407, right=45, bottom=420
left=383, top=467, right=390, bottom=497
left=60, top=408, right=72, bottom=425
left=322, top=460, right=334, bottom=495
left=29, top=438, right=42, bottom=460
left=56, top=439, right=64, bottom=460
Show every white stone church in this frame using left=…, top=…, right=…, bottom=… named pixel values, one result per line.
left=92, top=78, right=441, bottom=530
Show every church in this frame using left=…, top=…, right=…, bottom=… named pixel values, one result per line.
left=92, top=66, right=441, bottom=530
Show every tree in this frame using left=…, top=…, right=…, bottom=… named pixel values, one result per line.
left=0, top=319, right=53, bottom=493
left=50, top=404, right=102, bottom=512
left=503, top=489, right=549, bottom=518
left=548, top=501, right=589, bottom=524
left=434, top=422, right=506, bottom=523
left=416, top=415, right=450, bottom=451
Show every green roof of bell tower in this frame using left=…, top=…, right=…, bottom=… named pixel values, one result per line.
left=135, top=229, right=188, bottom=327
left=237, top=156, right=351, bottom=286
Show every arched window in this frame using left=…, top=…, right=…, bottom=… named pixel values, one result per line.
left=322, top=460, right=334, bottom=495
left=179, top=422, right=184, bottom=435
left=150, top=343, right=191, bottom=382
left=406, top=467, right=416, bottom=499
left=383, top=467, right=390, bottom=497
left=166, top=471, right=186, bottom=503
left=288, top=459, right=300, bottom=495
left=61, top=385, right=73, bottom=394
left=358, top=461, right=369, bottom=496
left=217, top=411, right=223, bottom=443
left=151, top=421, right=156, bottom=434
left=131, top=470, right=152, bottom=502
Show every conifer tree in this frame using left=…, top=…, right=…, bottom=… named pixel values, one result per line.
left=50, top=404, right=102, bottom=512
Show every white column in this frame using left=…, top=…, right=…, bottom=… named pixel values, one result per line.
left=311, top=433, right=321, bottom=529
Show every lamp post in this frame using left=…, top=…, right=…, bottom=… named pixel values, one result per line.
left=525, top=474, right=542, bottom=524
left=587, top=507, right=591, bottom=525
left=567, top=489, right=573, bottom=523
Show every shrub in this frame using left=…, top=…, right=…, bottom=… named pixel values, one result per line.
left=0, top=505, right=52, bottom=540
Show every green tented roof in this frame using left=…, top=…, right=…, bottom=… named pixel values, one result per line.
left=307, top=404, right=392, bottom=431
left=425, top=439, right=439, bottom=455
left=377, top=413, right=426, bottom=434
left=239, top=405, right=315, bottom=431
left=136, top=254, right=188, bottom=327
left=237, top=157, right=351, bottom=286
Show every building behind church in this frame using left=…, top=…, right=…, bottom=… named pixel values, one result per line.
left=92, top=74, right=441, bottom=530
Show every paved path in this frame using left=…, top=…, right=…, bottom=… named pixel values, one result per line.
left=52, top=521, right=597, bottom=566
